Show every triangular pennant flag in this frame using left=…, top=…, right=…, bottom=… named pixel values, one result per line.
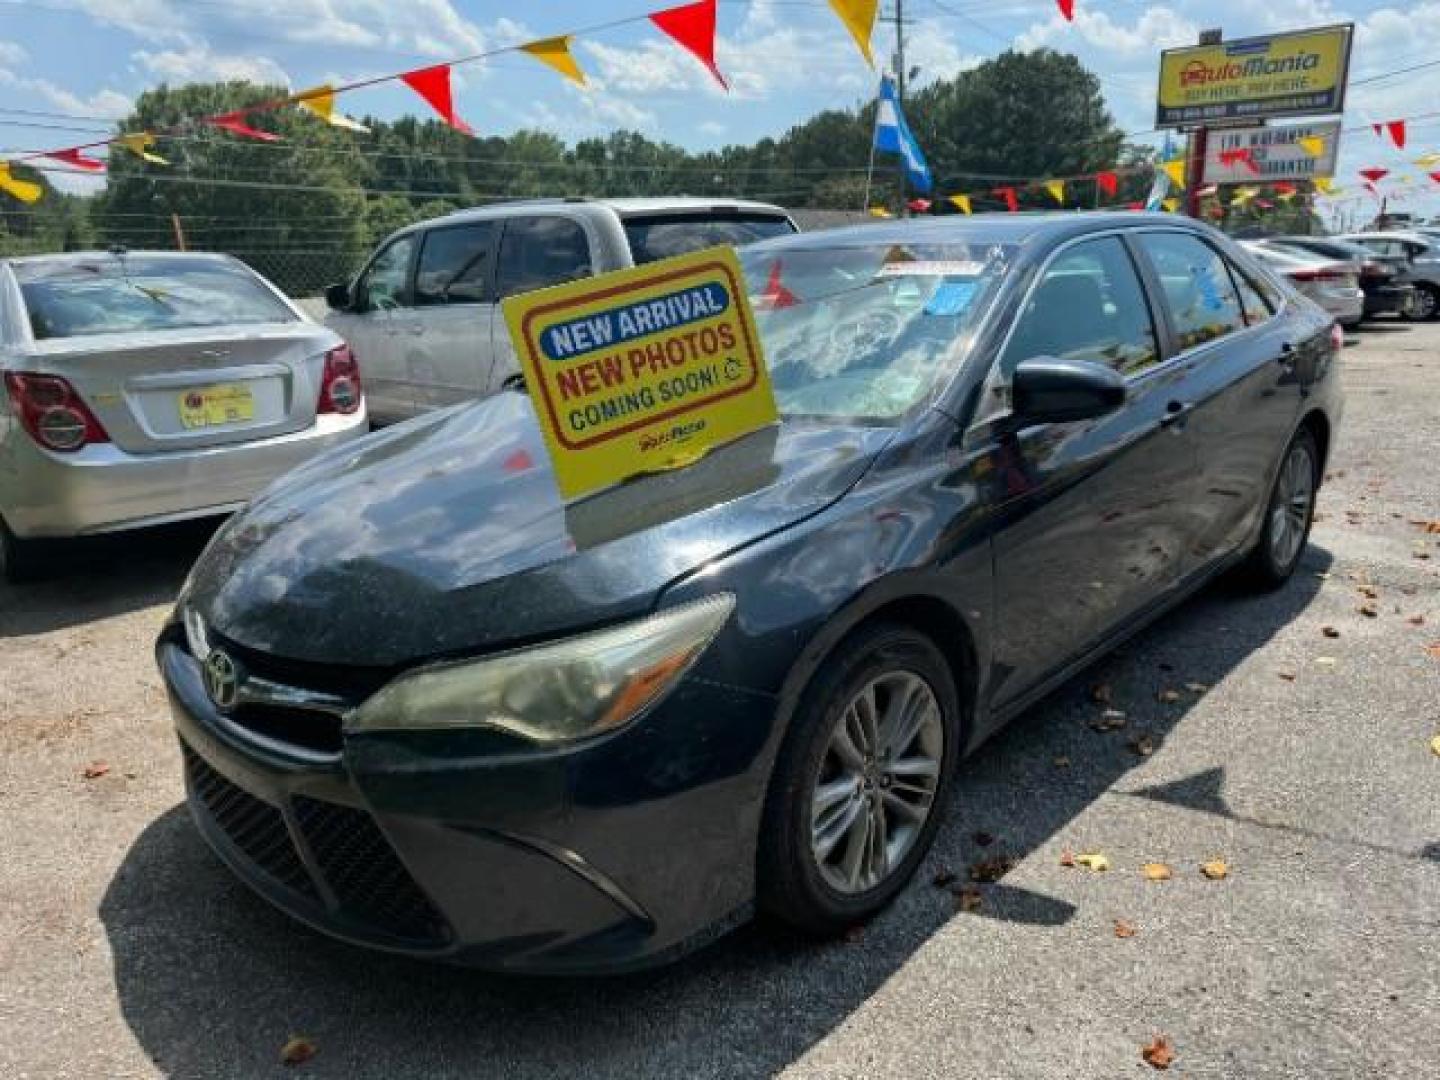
left=1232, top=185, right=1259, bottom=204
left=117, top=132, right=167, bottom=165
left=907, top=197, right=932, bottom=212
left=1297, top=135, right=1325, bottom=157
left=1313, top=177, right=1335, bottom=195
left=295, top=86, right=370, bottom=132
left=401, top=64, right=473, bottom=133
left=1160, top=159, right=1186, bottom=190
left=868, top=206, right=892, bottom=217
left=1095, top=171, right=1118, bottom=198
left=827, top=0, right=878, bottom=65
left=650, top=0, right=727, bottom=90
left=758, top=260, right=799, bottom=308
left=1359, top=167, right=1389, bottom=184
left=1056, top=0, right=1075, bottom=19
left=1385, top=120, right=1406, bottom=149
left=0, top=163, right=43, bottom=203
left=993, top=186, right=1018, bottom=212
left=1161, top=197, right=1179, bottom=212
left=1273, top=181, right=1297, bottom=196
left=521, top=36, right=587, bottom=86
left=207, top=112, right=281, bottom=142
left=49, top=147, right=105, bottom=171
left=1415, top=152, right=1440, bottom=167
left=1044, top=179, right=1065, bottom=205
left=948, top=194, right=972, bottom=215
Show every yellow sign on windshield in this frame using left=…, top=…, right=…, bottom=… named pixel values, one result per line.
left=502, top=246, right=778, bottom=501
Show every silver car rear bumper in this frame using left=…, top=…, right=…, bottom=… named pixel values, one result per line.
left=2, top=407, right=367, bottom=538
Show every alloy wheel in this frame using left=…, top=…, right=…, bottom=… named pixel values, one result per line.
left=1417, top=287, right=1439, bottom=321
left=1268, top=441, right=1315, bottom=570
left=810, top=670, right=944, bottom=895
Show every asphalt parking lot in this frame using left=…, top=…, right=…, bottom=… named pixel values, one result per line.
left=2, top=321, right=1437, bottom=1079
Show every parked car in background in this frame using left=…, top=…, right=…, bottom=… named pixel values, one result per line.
left=165, top=213, right=1340, bottom=973
left=1, top=251, right=367, bottom=581
left=1260, top=236, right=1413, bottom=321
left=1242, top=242, right=1364, bottom=328
left=325, top=197, right=798, bottom=423
left=1337, top=231, right=1440, bottom=320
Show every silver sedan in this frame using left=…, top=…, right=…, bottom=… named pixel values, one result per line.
left=1241, top=241, right=1365, bottom=328
left=1, top=250, right=368, bottom=580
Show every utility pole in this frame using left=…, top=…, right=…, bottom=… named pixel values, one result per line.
left=1184, top=28, right=1222, bottom=219
left=878, top=0, right=910, bottom=216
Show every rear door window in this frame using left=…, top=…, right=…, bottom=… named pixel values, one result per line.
left=495, top=216, right=593, bottom=299
left=624, top=213, right=795, bottom=265
left=1226, top=258, right=1273, bottom=325
left=414, top=222, right=497, bottom=306
left=999, top=236, right=1160, bottom=378
left=1135, top=232, right=1248, bottom=350
left=357, top=235, right=416, bottom=312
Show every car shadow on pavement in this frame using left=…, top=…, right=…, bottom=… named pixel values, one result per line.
left=0, top=519, right=218, bottom=638
left=99, top=546, right=1332, bottom=1079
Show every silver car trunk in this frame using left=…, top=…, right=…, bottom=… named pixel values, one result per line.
left=19, top=323, right=334, bottom=455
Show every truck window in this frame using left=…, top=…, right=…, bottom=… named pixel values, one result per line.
left=624, top=213, right=795, bottom=265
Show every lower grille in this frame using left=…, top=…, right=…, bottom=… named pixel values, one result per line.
left=183, top=747, right=316, bottom=899
left=294, top=796, right=450, bottom=944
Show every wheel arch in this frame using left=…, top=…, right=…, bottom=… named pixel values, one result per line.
left=1298, top=408, right=1331, bottom=474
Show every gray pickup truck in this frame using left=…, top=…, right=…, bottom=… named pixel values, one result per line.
left=325, top=197, right=797, bottom=423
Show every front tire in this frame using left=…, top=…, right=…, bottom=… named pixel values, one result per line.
left=1240, top=427, right=1318, bottom=590
left=758, top=622, right=961, bottom=936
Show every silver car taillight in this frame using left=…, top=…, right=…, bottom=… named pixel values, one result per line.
left=3, top=372, right=110, bottom=452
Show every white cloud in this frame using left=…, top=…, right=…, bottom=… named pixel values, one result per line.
left=1017, top=7, right=1197, bottom=57
left=0, top=41, right=27, bottom=67
left=134, top=43, right=290, bottom=87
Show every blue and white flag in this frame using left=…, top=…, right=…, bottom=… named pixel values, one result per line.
left=874, top=76, right=933, bottom=194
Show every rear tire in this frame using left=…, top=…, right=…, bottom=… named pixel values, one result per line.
left=0, top=517, right=44, bottom=584
left=758, top=622, right=961, bottom=936
left=1239, top=427, right=1318, bottom=591
left=1404, top=284, right=1439, bottom=322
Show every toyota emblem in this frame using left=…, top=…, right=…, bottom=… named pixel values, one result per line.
left=203, top=649, right=241, bottom=711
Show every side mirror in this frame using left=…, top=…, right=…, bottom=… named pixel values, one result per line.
left=325, top=282, right=352, bottom=311
left=1012, top=356, right=1126, bottom=425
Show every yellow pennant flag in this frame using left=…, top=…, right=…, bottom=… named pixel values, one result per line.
left=521, top=36, right=587, bottom=86
left=1312, top=177, right=1335, bottom=195
left=1161, top=197, right=1179, bottom=212
left=117, top=132, right=168, bottom=165
left=1160, top=159, right=1187, bottom=190
left=868, top=205, right=892, bottom=218
left=1044, top=179, right=1065, bottom=205
left=295, top=86, right=370, bottom=132
left=948, top=194, right=972, bottom=215
left=1414, top=152, right=1440, bottom=167
left=1296, top=135, right=1325, bottom=157
left=0, top=163, right=43, bottom=203
left=1232, top=184, right=1260, bottom=204
left=828, top=0, right=878, bottom=65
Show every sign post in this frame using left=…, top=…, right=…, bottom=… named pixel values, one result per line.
left=502, top=247, right=779, bottom=502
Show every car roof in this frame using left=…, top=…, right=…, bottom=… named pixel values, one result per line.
left=439, top=196, right=792, bottom=224
left=1339, top=231, right=1431, bottom=242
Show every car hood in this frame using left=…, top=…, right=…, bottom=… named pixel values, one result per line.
left=189, top=391, right=893, bottom=667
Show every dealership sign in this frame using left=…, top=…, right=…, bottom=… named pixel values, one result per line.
left=503, top=247, right=778, bottom=501
left=1156, top=24, right=1353, bottom=127
left=1204, top=120, right=1342, bottom=184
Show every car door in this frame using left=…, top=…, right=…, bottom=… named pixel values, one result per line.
left=489, top=215, right=595, bottom=394
left=1130, top=231, right=1305, bottom=574
left=404, top=220, right=500, bottom=411
left=325, top=234, right=417, bottom=422
left=982, top=234, right=1202, bottom=710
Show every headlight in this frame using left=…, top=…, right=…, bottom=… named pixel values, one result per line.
left=345, top=594, right=735, bottom=743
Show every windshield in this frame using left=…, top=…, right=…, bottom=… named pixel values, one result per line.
left=626, top=214, right=795, bottom=265
left=738, top=241, right=1011, bottom=422
left=16, top=256, right=296, bottom=341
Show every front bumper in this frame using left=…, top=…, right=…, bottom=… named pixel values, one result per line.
left=2, top=408, right=367, bottom=538
left=160, top=636, right=778, bottom=973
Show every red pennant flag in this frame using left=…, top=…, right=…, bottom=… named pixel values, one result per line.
left=49, top=147, right=105, bottom=171
left=1385, top=120, right=1406, bottom=149
left=759, top=260, right=799, bottom=309
left=907, top=197, right=932, bottom=212
left=1218, top=148, right=1260, bottom=174
left=1430, top=171, right=1440, bottom=185
left=401, top=65, right=473, bottom=133
left=650, top=0, right=727, bottom=90
left=1364, top=182, right=1378, bottom=197
left=1272, top=181, right=1297, bottom=196
left=993, top=186, right=1018, bottom=212
left=1126, top=200, right=1144, bottom=211
left=1095, top=171, right=1118, bottom=198
left=206, top=112, right=281, bottom=142
left=1056, top=0, right=1075, bottom=19
left=1359, top=167, right=1389, bottom=184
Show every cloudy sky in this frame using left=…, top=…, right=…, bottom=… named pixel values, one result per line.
left=1, top=0, right=1436, bottom=220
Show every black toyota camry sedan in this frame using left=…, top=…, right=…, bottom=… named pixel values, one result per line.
left=161, top=213, right=1342, bottom=973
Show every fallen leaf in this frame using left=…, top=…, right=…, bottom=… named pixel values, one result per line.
left=1426, top=643, right=1440, bottom=661
left=1278, top=671, right=1297, bottom=681
left=1090, top=683, right=1114, bottom=705
left=1059, top=849, right=1076, bottom=868
left=81, top=761, right=110, bottom=780
left=279, top=1036, right=317, bottom=1067
left=1129, top=734, right=1157, bottom=757
left=1321, top=626, right=1340, bottom=638
left=1415, top=551, right=1432, bottom=561
left=954, top=887, right=983, bottom=912
left=1141, top=1035, right=1176, bottom=1070
left=1429, top=735, right=1440, bottom=759
left=931, top=868, right=957, bottom=888
left=1183, top=681, right=1208, bottom=694
left=1407, top=615, right=1425, bottom=626
left=1417, top=520, right=1440, bottom=534
left=1359, top=585, right=1379, bottom=600
left=1157, top=689, right=1181, bottom=704
left=1074, top=852, right=1110, bottom=872
left=1201, top=859, right=1229, bottom=880
left=1358, top=603, right=1378, bottom=618
left=972, top=830, right=996, bottom=847
left=1315, top=656, right=1337, bottom=667
left=1141, top=862, right=1173, bottom=882
left=970, top=854, right=1016, bottom=883
left=1114, top=918, right=1137, bottom=939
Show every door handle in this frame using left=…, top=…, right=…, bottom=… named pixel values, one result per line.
left=1159, top=400, right=1192, bottom=427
